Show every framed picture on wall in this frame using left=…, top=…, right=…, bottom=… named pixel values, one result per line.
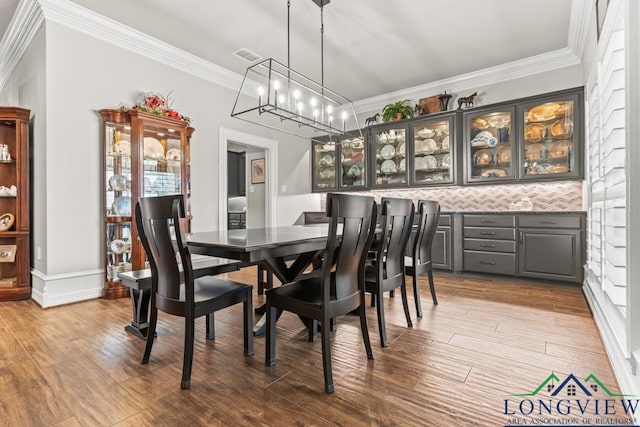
left=251, top=158, right=266, bottom=184
left=595, top=0, right=609, bottom=41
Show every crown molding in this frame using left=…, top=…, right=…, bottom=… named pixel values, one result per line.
left=37, top=0, right=244, bottom=92
left=1, top=0, right=590, bottom=115
left=568, top=0, right=594, bottom=60
left=0, top=0, right=44, bottom=92
left=352, top=47, right=580, bottom=114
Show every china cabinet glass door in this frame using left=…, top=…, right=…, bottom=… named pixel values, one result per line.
left=104, top=120, right=133, bottom=288
left=410, top=114, right=455, bottom=185
left=142, top=124, right=182, bottom=197
left=372, top=125, right=408, bottom=188
left=339, top=134, right=367, bottom=189
left=518, top=91, right=582, bottom=179
left=464, top=106, right=516, bottom=183
left=312, top=139, right=337, bottom=191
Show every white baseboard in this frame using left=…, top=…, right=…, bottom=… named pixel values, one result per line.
left=31, top=268, right=104, bottom=308
left=583, top=282, right=639, bottom=396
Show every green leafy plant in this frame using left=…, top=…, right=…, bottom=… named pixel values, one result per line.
left=381, top=99, right=414, bottom=122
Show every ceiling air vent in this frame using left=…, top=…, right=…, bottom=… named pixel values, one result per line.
left=233, top=48, right=261, bottom=63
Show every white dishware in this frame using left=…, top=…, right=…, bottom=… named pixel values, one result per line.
left=114, top=140, right=131, bottom=157
left=381, top=144, right=395, bottom=159
left=166, top=148, right=181, bottom=160
left=380, top=159, right=397, bottom=174
left=144, top=137, right=165, bottom=160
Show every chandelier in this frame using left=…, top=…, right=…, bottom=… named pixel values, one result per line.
left=231, top=0, right=362, bottom=143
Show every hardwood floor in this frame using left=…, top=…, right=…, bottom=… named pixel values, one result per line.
left=0, top=268, right=626, bottom=426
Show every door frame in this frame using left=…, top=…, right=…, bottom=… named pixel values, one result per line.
left=218, top=127, right=278, bottom=230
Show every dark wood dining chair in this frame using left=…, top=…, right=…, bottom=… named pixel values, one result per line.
left=136, top=195, right=253, bottom=389
left=265, top=193, right=377, bottom=393
left=365, top=197, right=415, bottom=347
left=405, top=200, right=441, bottom=317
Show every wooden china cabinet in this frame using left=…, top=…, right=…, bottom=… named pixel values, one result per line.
left=0, top=107, right=30, bottom=301
left=99, top=109, right=193, bottom=299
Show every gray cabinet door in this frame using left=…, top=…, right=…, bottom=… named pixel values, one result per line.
left=432, top=227, right=451, bottom=270
left=518, top=228, right=583, bottom=282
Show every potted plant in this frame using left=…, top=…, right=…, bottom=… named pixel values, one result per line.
left=382, top=100, right=414, bottom=122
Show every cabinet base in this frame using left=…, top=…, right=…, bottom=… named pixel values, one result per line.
left=0, top=285, right=31, bottom=301
left=102, top=282, right=129, bottom=299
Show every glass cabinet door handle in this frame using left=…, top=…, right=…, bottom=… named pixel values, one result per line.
left=480, top=261, right=496, bottom=265
left=480, top=232, right=496, bottom=236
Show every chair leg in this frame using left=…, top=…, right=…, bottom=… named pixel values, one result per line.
left=265, top=299, right=277, bottom=366
left=370, top=293, right=376, bottom=307
left=243, top=292, right=254, bottom=356
left=376, top=293, right=388, bottom=347
left=359, top=296, right=374, bottom=360
left=400, top=281, right=413, bottom=328
left=142, top=300, right=158, bottom=364
left=257, top=264, right=264, bottom=295
left=412, top=272, right=423, bottom=318
left=308, top=319, right=318, bottom=342
left=206, top=313, right=215, bottom=340
left=428, top=265, right=438, bottom=305
left=389, top=289, right=395, bottom=298
left=181, top=316, right=195, bottom=389
left=321, top=313, right=334, bottom=394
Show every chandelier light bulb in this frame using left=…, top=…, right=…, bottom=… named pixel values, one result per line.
left=293, top=89, right=300, bottom=100
left=273, top=80, right=281, bottom=91
left=326, top=105, right=333, bottom=114
left=310, top=98, right=317, bottom=108
left=257, top=86, right=264, bottom=96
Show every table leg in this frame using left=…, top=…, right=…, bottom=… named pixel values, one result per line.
left=253, top=251, right=321, bottom=336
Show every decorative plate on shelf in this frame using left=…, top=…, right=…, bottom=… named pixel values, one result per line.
left=441, top=154, right=450, bottom=168
left=320, top=154, right=334, bottom=166
left=417, top=127, right=435, bottom=138
left=424, top=155, right=438, bottom=169
left=110, top=239, right=130, bottom=254
left=351, top=139, right=364, bottom=149
left=380, top=160, right=397, bottom=174
left=414, top=157, right=427, bottom=171
left=112, top=196, right=132, bottom=216
left=496, top=146, right=511, bottom=165
left=545, top=164, right=570, bottom=174
left=166, top=148, right=181, bottom=161
left=524, top=123, right=546, bottom=143
left=399, top=158, right=406, bottom=172
left=525, top=143, right=545, bottom=161
left=396, top=142, right=406, bottom=156
left=550, top=140, right=574, bottom=158
left=473, top=149, right=493, bottom=166
left=472, top=118, right=488, bottom=129
left=319, top=168, right=335, bottom=179
left=347, top=165, right=361, bottom=178
left=441, top=136, right=450, bottom=150
left=108, top=174, right=128, bottom=191
left=144, top=137, right=165, bottom=160
left=550, top=119, right=573, bottom=139
left=114, top=140, right=131, bottom=157
left=415, top=139, right=437, bottom=154
left=381, top=144, right=395, bottom=159
left=526, top=164, right=546, bottom=175
left=527, top=103, right=560, bottom=122
left=480, top=168, right=508, bottom=178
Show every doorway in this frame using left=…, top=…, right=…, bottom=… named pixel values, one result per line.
left=218, top=128, right=278, bottom=230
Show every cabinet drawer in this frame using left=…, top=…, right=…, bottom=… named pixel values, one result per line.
left=518, top=215, right=581, bottom=229
left=464, top=251, right=516, bottom=275
left=464, top=227, right=516, bottom=240
left=464, top=215, right=515, bottom=228
left=304, top=211, right=329, bottom=224
left=228, top=213, right=243, bottom=220
left=438, top=215, right=451, bottom=227
left=464, top=238, right=516, bottom=253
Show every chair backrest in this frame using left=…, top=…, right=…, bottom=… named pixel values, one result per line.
left=412, top=200, right=441, bottom=268
left=136, top=195, right=194, bottom=314
left=377, top=197, right=415, bottom=286
left=324, top=193, right=377, bottom=304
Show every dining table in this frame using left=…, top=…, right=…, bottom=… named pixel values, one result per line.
left=187, top=224, right=332, bottom=335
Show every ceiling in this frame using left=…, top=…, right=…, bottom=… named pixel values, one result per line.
left=1, top=0, right=572, bottom=102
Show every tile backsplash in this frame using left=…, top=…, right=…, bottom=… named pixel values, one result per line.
left=320, top=180, right=583, bottom=212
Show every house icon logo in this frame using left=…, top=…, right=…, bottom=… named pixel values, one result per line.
left=512, top=373, right=629, bottom=398
left=504, top=373, right=639, bottom=426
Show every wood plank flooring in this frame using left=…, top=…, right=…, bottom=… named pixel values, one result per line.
left=0, top=268, right=626, bottom=426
